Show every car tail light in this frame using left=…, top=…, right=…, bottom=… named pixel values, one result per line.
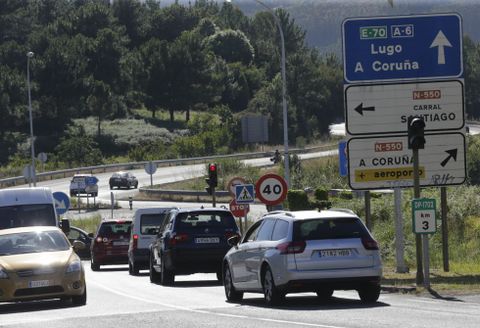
left=95, top=237, right=109, bottom=244
left=362, top=237, right=379, bottom=250
left=276, top=241, right=306, bottom=254
left=169, top=233, right=189, bottom=246
left=132, top=234, right=138, bottom=250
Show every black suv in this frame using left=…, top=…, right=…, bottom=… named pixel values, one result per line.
left=149, top=208, right=240, bottom=285
left=109, top=171, right=138, bottom=189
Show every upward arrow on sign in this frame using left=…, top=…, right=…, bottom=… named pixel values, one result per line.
left=430, top=30, right=452, bottom=65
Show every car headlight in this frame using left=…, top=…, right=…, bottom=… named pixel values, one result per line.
left=66, top=260, right=82, bottom=273
left=0, top=266, right=9, bottom=279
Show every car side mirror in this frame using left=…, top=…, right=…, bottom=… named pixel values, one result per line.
left=61, top=218, right=70, bottom=234
left=73, top=240, right=86, bottom=251
left=227, top=235, right=240, bottom=247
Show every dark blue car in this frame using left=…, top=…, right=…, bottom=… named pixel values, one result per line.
left=149, top=208, right=240, bottom=285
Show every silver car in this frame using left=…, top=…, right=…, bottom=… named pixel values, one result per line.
left=222, top=209, right=382, bottom=305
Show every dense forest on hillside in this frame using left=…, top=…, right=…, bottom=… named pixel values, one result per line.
left=1, top=0, right=480, bottom=172
left=0, top=0, right=344, bottom=168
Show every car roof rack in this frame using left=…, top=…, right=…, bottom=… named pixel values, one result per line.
left=263, top=211, right=294, bottom=217
left=327, top=208, right=356, bottom=215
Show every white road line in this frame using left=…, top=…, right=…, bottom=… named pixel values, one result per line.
left=89, top=279, right=348, bottom=328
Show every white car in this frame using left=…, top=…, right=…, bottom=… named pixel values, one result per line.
left=222, top=209, right=383, bottom=305
left=69, top=174, right=98, bottom=197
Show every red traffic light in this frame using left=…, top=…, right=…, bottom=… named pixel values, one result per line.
left=209, top=163, right=217, bottom=172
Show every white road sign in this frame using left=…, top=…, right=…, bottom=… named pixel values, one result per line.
left=347, top=132, right=466, bottom=190
left=345, top=80, right=464, bottom=135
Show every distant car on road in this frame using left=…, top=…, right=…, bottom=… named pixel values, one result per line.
left=109, top=171, right=138, bottom=190
left=222, top=209, right=382, bottom=305
left=69, top=174, right=98, bottom=197
left=0, top=226, right=87, bottom=305
left=149, top=208, right=240, bottom=285
left=90, top=219, right=132, bottom=271
left=66, top=226, right=93, bottom=259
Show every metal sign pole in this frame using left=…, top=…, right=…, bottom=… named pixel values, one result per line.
left=394, top=188, right=408, bottom=273
left=441, top=187, right=450, bottom=272
left=413, top=149, right=424, bottom=286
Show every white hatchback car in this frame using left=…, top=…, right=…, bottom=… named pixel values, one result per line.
left=222, top=209, right=382, bottom=305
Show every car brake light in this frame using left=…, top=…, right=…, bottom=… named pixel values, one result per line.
left=362, top=237, right=379, bottom=250
left=169, top=233, right=189, bottom=246
left=276, top=241, right=306, bottom=254
left=132, top=234, right=138, bottom=250
left=95, top=237, right=103, bottom=243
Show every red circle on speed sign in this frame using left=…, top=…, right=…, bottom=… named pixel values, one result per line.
left=255, top=173, right=288, bottom=206
left=229, top=199, right=250, bottom=217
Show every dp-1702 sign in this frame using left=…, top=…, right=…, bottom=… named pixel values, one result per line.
left=347, top=132, right=466, bottom=190
left=345, top=80, right=464, bottom=135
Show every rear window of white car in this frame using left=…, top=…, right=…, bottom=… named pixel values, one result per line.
left=293, top=218, right=369, bottom=241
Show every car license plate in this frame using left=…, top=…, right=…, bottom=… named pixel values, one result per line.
left=113, top=241, right=129, bottom=246
left=28, top=280, right=51, bottom=288
left=319, top=249, right=351, bottom=257
left=195, top=237, right=219, bottom=244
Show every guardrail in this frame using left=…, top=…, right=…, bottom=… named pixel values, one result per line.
left=0, top=144, right=337, bottom=188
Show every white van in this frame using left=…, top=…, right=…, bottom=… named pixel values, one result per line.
left=0, top=187, right=69, bottom=232
left=128, top=207, right=176, bottom=275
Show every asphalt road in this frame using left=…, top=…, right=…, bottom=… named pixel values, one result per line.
left=1, top=264, right=479, bottom=328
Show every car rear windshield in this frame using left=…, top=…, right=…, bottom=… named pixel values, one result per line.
left=98, top=222, right=131, bottom=238
left=293, top=217, right=369, bottom=241
left=0, top=204, right=57, bottom=229
left=141, top=213, right=168, bottom=235
left=174, top=211, right=237, bottom=230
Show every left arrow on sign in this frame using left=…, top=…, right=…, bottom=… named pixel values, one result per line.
left=354, top=103, right=375, bottom=116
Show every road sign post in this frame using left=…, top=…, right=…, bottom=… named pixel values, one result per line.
left=144, top=161, right=157, bottom=187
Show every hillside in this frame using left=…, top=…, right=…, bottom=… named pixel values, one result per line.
left=167, top=0, right=480, bottom=55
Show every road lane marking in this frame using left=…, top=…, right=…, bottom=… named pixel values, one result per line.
left=89, top=279, right=348, bottom=328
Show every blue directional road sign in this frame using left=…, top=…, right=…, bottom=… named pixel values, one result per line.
left=85, top=176, right=98, bottom=186
left=343, top=13, right=462, bottom=83
left=53, top=192, right=70, bottom=215
left=235, top=184, right=255, bottom=204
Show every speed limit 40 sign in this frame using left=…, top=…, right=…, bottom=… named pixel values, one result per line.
left=255, top=173, right=288, bottom=206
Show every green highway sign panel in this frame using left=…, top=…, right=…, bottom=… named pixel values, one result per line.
left=412, top=198, right=437, bottom=234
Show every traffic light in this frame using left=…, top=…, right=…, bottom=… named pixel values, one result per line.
left=208, top=163, right=218, bottom=187
left=408, top=116, right=426, bottom=150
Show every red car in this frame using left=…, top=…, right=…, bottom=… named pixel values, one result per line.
left=90, top=219, right=132, bottom=271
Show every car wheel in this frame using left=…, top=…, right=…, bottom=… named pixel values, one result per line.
left=223, top=265, right=243, bottom=302
left=90, top=258, right=100, bottom=271
left=262, top=266, right=284, bottom=306
left=110, top=184, right=113, bottom=190
left=358, top=284, right=381, bottom=303
left=149, top=254, right=161, bottom=283
left=134, top=182, right=138, bottom=189
left=316, top=288, right=334, bottom=300
left=71, top=287, right=87, bottom=306
left=160, top=255, right=174, bottom=286
left=129, top=261, right=139, bottom=276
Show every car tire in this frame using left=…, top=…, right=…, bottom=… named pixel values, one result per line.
left=91, top=258, right=100, bottom=271
left=129, top=261, right=139, bottom=276
left=358, top=284, right=381, bottom=303
left=72, top=287, right=87, bottom=306
left=134, top=182, right=138, bottom=189
left=110, top=185, right=113, bottom=190
left=160, top=255, right=174, bottom=286
left=262, top=266, right=285, bottom=306
left=223, top=265, right=243, bottom=303
left=316, top=288, right=334, bottom=300
left=149, top=255, right=161, bottom=283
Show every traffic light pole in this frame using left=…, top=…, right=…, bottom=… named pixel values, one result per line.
left=413, top=149, right=424, bottom=286
left=212, top=187, right=216, bottom=208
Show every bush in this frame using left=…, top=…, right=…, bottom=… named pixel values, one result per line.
left=287, top=190, right=312, bottom=210
left=314, top=187, right=329, bottom=201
